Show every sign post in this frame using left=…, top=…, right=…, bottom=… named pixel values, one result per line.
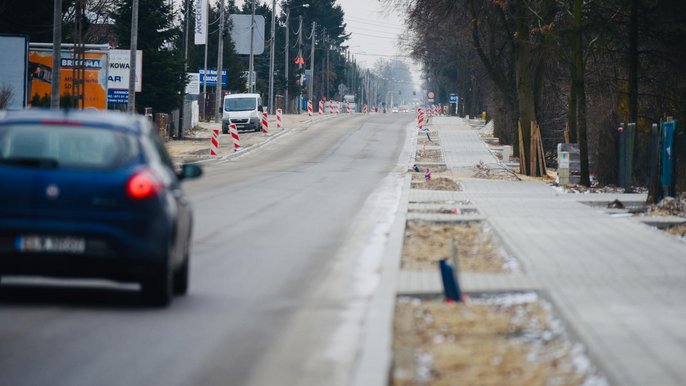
left=449, top=93, right=458, bottom=116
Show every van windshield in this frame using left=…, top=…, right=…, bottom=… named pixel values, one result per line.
left=225, top=97, right=257, bottom=112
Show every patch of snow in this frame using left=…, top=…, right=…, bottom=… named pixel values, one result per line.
left=415, top=352, right=434, bottom=384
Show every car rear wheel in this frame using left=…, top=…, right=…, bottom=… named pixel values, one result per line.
left=141, top=255, right=173, bottom=307
left=173, top=255, right=189, bottom=295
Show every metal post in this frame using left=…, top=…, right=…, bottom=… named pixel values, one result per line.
left=268, top=0, right=276, bottom=114
left=215, top=0, right=225, bottom=123
left=51, top=0, right=61, bottom=109
left=248, top=0, right=256, bottom=93
left=618, top=122, right=626, bottom=188
left=127, top=0, right=138, bottom=113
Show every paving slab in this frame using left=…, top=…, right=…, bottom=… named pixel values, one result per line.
left=412, top=117, right=686, bottom=386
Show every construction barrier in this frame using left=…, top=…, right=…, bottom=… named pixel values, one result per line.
left=363, top=104, right=368, bottom=114
left=346, top=102, right=351, bottom=114
left=210, top=128, right=219, bottom=156
left=276, top=108, right=283, bottom=130
left=261, top=112, right=269, bottom=134
left=307, top=100, right=313, bottom=117
left=417, top=109, right=425, bottom=131
left=329, top=100, right=334, bottom=114
left=229, top=123, right=240, bottom=151
left=318, top=100, right=323, bottom=116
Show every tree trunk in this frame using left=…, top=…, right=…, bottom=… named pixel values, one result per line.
left=629, top=0, right=639, bottom=124
left=574, top=0, right=591, bottom=186
left=567, top=63, right=577, bottom=143
left=515, top=8, right=536, bottom=175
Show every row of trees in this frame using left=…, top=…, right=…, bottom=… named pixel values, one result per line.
left=392, top=0, right=685, bottom=192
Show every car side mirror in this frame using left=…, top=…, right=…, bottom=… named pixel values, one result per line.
left=178, top=163, right=203, bottom=181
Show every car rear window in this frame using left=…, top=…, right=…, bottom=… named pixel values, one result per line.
left=0, top=123, right=139, bottom=170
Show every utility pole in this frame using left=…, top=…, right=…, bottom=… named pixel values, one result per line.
left=215, top=0, right=225, bottom=123
left=51, top=0, right=62, bottom=109
left=268, top=0, right=276, bottom=114
left=178, top=0, right=190, bottom=139
left=127, top=0, right=139, bottom=113
left=297, top=15, right=303, bottom=114
left=248, top=0, right=256, bottom=93
left=308, top=21, right=315, bottom=102
left=284, top=8, right=290, bottom=114
left=202, top=28, right=208, bottom=120
left=325, top=33, right=329, bottom=99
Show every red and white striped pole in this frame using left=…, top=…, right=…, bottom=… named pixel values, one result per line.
left=261, top=112, right=269, bottom=134
left=417, top=109, right=425, bottom=131
left=276, top=108, right=283, bottom=130
left=363, top=104, right=368, bottom=114
left=210, top=128, right=219, bottom=156
left=307, top=100, right=313, bottom=117
left=346, top=101, right=351, bottom=114
left=328, top=100, right=333, bottom=114
left=336, top=102, right=340, bottom=114
left=318, top=100, right=323, bottom=116
left=229, top=123, right=241, bottom=151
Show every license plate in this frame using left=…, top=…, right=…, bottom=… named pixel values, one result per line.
left=16, top=235, right=86, bottom=254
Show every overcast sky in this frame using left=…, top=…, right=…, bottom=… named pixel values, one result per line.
left=233, top=0, right=418, bottom=82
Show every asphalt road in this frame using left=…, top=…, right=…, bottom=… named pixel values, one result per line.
left=0, top=113, right=413, bottom=386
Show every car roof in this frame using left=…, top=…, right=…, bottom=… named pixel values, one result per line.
left=224, top=93, right=260, bottom=99
left=0, top=109, right=150, bottom=136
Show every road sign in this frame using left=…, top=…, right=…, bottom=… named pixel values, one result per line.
left=199, top=68, right=227, bottom=87
left=449, top=93, right=457, bottom=103
left=427, top=91, right=435, bottom=99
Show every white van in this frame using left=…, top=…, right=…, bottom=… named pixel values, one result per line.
left=222, top=93, right=263, bottom=133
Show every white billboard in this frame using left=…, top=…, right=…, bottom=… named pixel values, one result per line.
left=107, top=49, right=142, bottom=104
left=230, top=14, right=265, bottom=55
left=0, top=34, right=29, bottom=109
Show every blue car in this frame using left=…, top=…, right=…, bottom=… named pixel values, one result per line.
left=0, top=109, right=202, bottom=306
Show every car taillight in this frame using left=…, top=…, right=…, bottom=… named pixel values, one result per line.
left=126, top=169, right=162, bottom=200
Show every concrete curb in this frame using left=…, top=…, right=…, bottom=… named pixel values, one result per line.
left=351, top=121, right=417, bottom=386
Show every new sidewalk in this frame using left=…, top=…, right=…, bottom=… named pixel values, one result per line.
left=400, top=117, right=686, bottom=386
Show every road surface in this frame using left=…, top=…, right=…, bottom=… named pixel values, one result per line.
left=0, top=113, right=413, bottom=386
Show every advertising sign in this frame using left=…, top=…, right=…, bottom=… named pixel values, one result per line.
left=229, top=14, right=265, bottom=55
left=29, top=49, right=108, bottom=110
left=199, top=68, right=227, bottom=87
left=186, top=73, right=200, bottom=95
left=194, top=0, right=208, bottom=45
left=0, top=34, right=29, bottom=109
left=107, top=49, right=142, bottom=104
